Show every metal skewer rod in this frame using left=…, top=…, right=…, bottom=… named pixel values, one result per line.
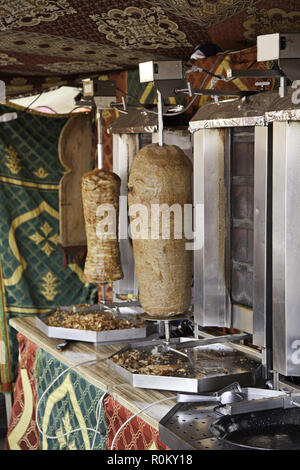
left=157, top=90, right=164, bottom=147
left=102, top=282, right=106, bottom=304
left=97, top=107, right=106, bottom=305
left=96, top=106, right=103, bottom=169
left=164, top=320, right=170, bottom=343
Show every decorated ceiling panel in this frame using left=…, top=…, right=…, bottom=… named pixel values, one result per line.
left=0, top=0, right=299, bottom=79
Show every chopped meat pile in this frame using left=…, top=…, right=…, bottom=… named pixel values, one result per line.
left=46, top=310, right=143, bottom=332
left=112, top=348, right=192, bottom=377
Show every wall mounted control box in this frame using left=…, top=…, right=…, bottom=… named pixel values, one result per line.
left=257, top=33, right=300, bottom=62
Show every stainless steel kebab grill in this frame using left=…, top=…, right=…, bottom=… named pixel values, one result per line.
left=57, top=38, right=300, bottom=450
left=157, top=84, right=300, bottom=449
left=75, top=48, right=300, bottom=449
left=108, top=71, right=300, bottom=450
left=106, top=63, right=262, bottom=393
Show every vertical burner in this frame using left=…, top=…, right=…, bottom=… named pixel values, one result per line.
left=230, top=127, right=254, bottom=308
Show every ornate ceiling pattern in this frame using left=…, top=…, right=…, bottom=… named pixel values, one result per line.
left=143, top=0, right=263, bottom=27
left=0, top=0, right=77, bottom=31
left=0, top=0, right=299, bottom=77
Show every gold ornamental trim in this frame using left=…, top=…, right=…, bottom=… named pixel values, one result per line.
left=40, top=272, right=58, bottom=301
left=42, top=373, right=90, bottom=450
left=4, top=201, right=59, bottom=287
left=7, top=369, right=33, bottom=450
left=0, top=175, right=59, bottom=191
left=5, top=306, right=52, bottom=314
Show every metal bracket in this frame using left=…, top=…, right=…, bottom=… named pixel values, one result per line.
left=176, top=86, right=258, bottom=97
left=0, top=80, right=5, bottom=104
left=227, top=69, right=285, bottom=79
left=218, top=392, right=300, bottom=416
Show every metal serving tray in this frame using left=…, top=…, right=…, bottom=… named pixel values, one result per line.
left=35, top=304, right=149, bottom=344
left=107, top=341, right=260, bottom=393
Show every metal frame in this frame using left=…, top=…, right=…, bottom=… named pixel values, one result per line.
left=113, top=133, right=139, bottom=299
left=191, top=94, right=300, bottom=385
left=273, top=121, right=300, bottom=377
left=253, top=125, right=273, bottom=380
left=193, top=128, right=230, bottom=328
left=193, top=122, right=271, bottom=369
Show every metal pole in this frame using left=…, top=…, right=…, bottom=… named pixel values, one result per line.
left=97, top=106, right=106, bottom=304
left=97, top=106, right=103, bottom=169
left=157, top=90, right=164, bottom=147
left=164, top=320, right=170, bottom=343
left=5, top=392, right=12, bottom=427
left=279, top=76, right=287, bottom=98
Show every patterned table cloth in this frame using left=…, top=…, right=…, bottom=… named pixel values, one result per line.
left=6, top=334, right=168, bottom=451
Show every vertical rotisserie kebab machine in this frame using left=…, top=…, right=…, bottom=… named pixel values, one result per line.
left=107, top=34, right=300, bottom=400
left=190, top=33, right=300, bottom=392
left=155, top=35, right=300, bottom=451
left=106, top=58, right=263, bottom=389
left=158, top=90, right=300, bottom=451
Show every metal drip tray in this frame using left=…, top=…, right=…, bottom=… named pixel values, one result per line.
left=211, top=407, right=300, bottom=450
left=107, top=341, right=260, bottom=393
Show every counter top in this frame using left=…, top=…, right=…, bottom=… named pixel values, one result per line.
left=9, top=317, right=176, bottom=431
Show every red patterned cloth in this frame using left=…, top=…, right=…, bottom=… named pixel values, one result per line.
left=104, top=395, right=169, bottom=451
left=185, top=45, right=274, bottom=118
left=6, top=334, right=40, bottom=450
left=6, top=334, right=169, bottom=450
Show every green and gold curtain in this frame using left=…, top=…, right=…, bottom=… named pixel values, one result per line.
left=35, top=349, right=107, bottom=451
left=0, top=104, right=97, bottom=391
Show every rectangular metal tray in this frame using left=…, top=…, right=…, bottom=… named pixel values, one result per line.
left=107, top=341, right=261, bottom=393
left=35, top=304, right=149, bottom=344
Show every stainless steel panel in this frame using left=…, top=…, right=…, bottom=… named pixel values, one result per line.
left=232, top=305, right=253, bottom=333
left=203, top=128, right=224, bottom=323
left=152, top=130, right=193, bottom=161
left=266, top=109, right=300, bottom=123
left=113, top=134, right=139, bottom=298
left=193, top=128, right=230, bottom=328
left=190, top=116, right=265, bottom=131
left=193, top=130, right=204, bottom=330
left=194, top=123, right=272, bottom=349
left=159, top=404, right=217, bottom=450
left=273, top=121, right=287, bottom=375
left=230, top=128, right=254, bottom=309
left=253, top=126, right=271, bottom=349
left=273, top=121, right=300, bottom=376
left=189, top=89, right=300, bottom=133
